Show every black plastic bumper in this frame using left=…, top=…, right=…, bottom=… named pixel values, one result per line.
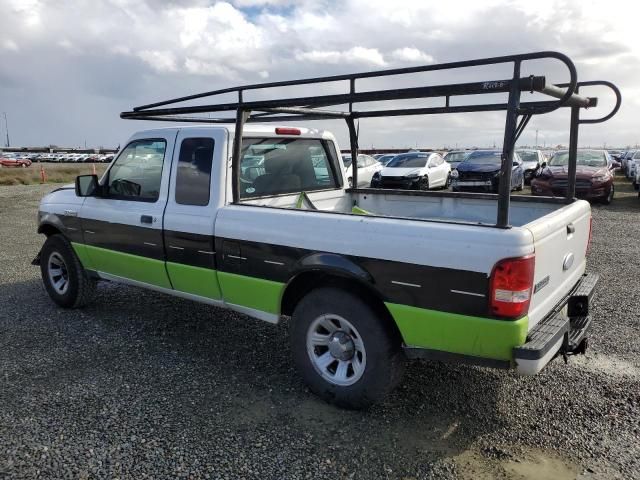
left=513, top=272, right=598, bottom=374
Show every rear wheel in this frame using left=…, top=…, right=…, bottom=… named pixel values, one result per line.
left=40, top=234, right=96, bottom=308
left=291, top=287, right=405, bottom=409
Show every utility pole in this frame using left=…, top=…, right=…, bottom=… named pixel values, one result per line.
left=535, top=129, right=538, bottom=148
left=2, top=112, right=9, bottom=147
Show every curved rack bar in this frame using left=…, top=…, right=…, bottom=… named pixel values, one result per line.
left=576, top=81, right=622, bottom=124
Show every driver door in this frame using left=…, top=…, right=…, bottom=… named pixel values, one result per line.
left=78, top=132, right=176, bottom=288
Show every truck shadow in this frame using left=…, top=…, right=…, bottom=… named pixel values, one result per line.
left=2, top=278, right=504, bottom=477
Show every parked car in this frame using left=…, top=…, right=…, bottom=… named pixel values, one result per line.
left=516, top=149, right=545, bottom=184
left=621, top=150, right=635, bottom=174
left=627, top=150, right=640, bottom=181
left=443, top=150, right=468, bottom=169
left=531, top=149, right=617, bottom=204
left=342, top=154, right=383, bottom=188
left=608, top=150, right=623, bottom=160
left=371, top=151, right=451, bottom=190
left=0, top=154, right=32, bottom=167
left=451, top=150, right=524, bottom=192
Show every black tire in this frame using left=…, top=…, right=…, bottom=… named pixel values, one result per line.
left=40, top=234, right=96, bottom=308
left=291, top=287, right=405, bottom=409
left=602, top=183, right=614, bottom=205
left=419, top=176, right=429, bottom=191
left=444, top=173, right=452, bottom=189
left=516, top=175, right=524, bottom=191
left=633, top=181, right=638, bottom=191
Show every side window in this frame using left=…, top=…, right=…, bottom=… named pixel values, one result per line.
left=239, top=138, right=339, bottom=198
left=175, top=137, right=214, bottom=206
left=107, top=139, right=166, bottom=201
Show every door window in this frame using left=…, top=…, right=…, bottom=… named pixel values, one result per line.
left=175, top=137, right=215, bottom=206
left=106, top=139, right=166, bottom=201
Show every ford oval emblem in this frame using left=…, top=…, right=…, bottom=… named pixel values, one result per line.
left=562, top=253, right=574, bottom=271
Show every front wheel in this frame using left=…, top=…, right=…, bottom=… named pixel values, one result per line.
left=40, top=234, right=97, bottom=308
left=418, top=176, right=430, bottom=191
left=602, top=183, right=614, bottom=205
left=444, top=173, right=452, bottom=189
left=290, top=287, right=405, bottom=409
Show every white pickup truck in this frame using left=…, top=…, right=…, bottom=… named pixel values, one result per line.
left=34, top=52, right=618, bottom=408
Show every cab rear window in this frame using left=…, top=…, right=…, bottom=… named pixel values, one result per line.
left=239, top=138, right=340, bottom=198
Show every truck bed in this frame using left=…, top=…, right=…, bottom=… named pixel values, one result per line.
left=242, top=188, right=567, bottom=227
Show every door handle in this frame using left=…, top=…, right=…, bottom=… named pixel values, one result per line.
left=566, top=223, right=575, bottom=235
left=140, top=215, right=153, bottom=224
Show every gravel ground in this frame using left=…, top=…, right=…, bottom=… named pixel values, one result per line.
left=0, top=182, right=638, bottom=480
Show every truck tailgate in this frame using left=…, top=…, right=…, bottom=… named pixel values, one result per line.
left=524, top=200, right=592, bottom=329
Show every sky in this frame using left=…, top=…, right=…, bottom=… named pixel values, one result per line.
left=0, top=0, right=638, bottom=150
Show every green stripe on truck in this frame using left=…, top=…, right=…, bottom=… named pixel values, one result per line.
left=386, top=302, right=528, bottom=361
left=166, top=262, right=222, bottom=299
left=72, top=243, right=172, bottom=289
left=217, top=271, right=284, bottom=314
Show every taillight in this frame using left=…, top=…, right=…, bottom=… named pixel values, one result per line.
left=586, top=216, right=593, bottom=255
left=489, top=255, right=535, bottom=319
left=275, top=127, right=301, bottom=135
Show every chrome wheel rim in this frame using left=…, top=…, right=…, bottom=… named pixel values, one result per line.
left=306, top=314, right=366, bottom=386
left=47, top=252, right=69, bottom=295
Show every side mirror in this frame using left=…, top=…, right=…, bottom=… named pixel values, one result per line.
left=75, top=174, right=99, bottom=197
left=611, top=160, right=621, bottom=170
left=540, top=161, right=547, bottom=169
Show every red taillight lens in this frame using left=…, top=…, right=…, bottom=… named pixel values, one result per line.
left=586, top=216, right=593, bottom=255
left=275, top=127, right=301, bottom=135
left=489, top=255, right=535, bottom=319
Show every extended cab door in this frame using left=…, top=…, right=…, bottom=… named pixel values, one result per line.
left=78, top=132, right=176, bottom=288
left=163, top=128, right=228, bottom=300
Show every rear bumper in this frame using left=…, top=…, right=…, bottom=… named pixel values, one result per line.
left=514, top=272, right=598, bottom=375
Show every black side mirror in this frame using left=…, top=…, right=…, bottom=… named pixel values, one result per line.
left=540, top=161, right=547, bottom=169
left=75, top=174, right=99, bottom=197
left=610, top=161, right=621, bottom=170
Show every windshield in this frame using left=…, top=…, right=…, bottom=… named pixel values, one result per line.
left=386, top=154, right=428, bottom=168
left=464, top=151, right=502, bottom=165
left=549, top=151, right=607, bottom=167
left=444, top=152, right=466, bottom=162
left=518, top=151, right=538, bottom=163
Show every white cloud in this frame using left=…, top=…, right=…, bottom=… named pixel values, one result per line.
left=138, top=50, right=178, bottom=73
left=296, top=47, right=386, bottom=66
left=2, top=39, right=18, bottom=51
left=391, top=48, right=434, bottom=64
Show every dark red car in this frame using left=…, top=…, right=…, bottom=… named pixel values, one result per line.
left=0, top=154, right=32, bottom=168
left=531, top=149, right=617, bottom=204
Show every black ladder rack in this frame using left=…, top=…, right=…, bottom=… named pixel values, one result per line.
left=121, top=51, right=621, bottom=228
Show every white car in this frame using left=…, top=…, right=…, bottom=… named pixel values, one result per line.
left=342, top=154, right=383, bottom=188
left=627, top=151, right=640, bottom=180
left=372, top=151, right=451, bottom=190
